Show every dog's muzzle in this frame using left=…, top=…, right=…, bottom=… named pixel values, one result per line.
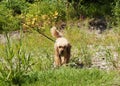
left=59, top=50, right=64, bottom=56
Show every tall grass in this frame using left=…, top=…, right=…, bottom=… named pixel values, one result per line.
left=0, top=32, right=36, bottom=86
left=23, top=67, right=119, bottom=86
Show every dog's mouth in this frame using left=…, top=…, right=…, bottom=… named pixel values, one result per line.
left=59, top=51, right=64, bottom=56
left=59, top=54, right=64, bottom=57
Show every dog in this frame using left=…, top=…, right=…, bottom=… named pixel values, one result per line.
left=51, top=26, right=71, bottom=67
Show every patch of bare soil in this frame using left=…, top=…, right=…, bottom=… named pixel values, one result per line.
left=70, top=44, right=119, bottom=70
left=0, top=30, right=20, bottom=44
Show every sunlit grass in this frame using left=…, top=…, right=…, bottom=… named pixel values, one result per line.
left=23, top=67, right=119, bottom=86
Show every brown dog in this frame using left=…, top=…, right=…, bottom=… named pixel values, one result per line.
left=51, top=26, right=71, bottom=67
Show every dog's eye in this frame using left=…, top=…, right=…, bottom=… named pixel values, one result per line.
left=59, top=46, right=66, bottom=48
left=63, top=46, right=66, bottom=48
left=59, top=46, right=62, bottom=48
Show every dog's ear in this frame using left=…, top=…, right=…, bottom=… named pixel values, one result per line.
left=55, top=46, right=59, bottom=56
left=66, top=44, right=71, bottom=63
left=67, top=44, right=71, bottom=54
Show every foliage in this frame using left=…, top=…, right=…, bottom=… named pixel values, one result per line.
left=113, top=0, right=120, bottom=24
left=0, top=0, right=29, bottom=32
left=67, top=0, right=114, bottom=18
left=0, top=0, right=120, bottom=32
left=27, top=0, right=66, bottom=25
left=0, top=1, right=20, bottom=32
left=5, top=0, right=29, bottom=15
left=0, top=32, right=35, bottom=85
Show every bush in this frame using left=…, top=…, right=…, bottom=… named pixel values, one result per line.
left=68, top=0, right=113, bottom=18
left=0, top=12, right=21, bottom=32
left=0, top=1, right=23, bottom=32
left=5, top=0, right=29, bottom=15
left=0, top=0, right=30, bottom=32
left=113, top=0, right=120, bottom=25
left=27, top=0, right=66, bottom=24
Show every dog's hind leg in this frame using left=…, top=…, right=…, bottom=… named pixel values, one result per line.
left=61, top=56, right=65, bottom=64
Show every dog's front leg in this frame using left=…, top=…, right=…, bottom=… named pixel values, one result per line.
left=61, top=56, right=69, bottom=65
left=54, top=47, right=61, bottom=67
left=54, top=55, right=61, bottom=67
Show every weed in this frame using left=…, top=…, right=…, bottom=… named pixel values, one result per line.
left=0, top=32, right=35, bottom=85
left=105, top=48, right=118, bottom=69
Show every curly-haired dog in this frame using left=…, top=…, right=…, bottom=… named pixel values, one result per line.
left=51, top=26, right=71, bottom=67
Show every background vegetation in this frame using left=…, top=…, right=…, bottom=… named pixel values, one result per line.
left=0, top=0, right=120, bottom=32
left=0, top=0, right=120, bottom=86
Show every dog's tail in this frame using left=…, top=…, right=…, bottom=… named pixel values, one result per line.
left=50, top=26, right=63, bottom=38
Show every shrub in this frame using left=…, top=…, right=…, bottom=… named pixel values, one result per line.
left=0, top=1, right=24, bottom=32
left=67, top=0, right=114, bottom=18
left=5, top=0, right=29, bottom=16
left=0, top=12, right=21, bottom=32
left=27, top=0, right=66, bottom=25
left=113, top=0, right=120, bottom=25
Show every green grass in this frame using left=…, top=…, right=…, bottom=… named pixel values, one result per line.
left=0, top=27, right=120, bottom=85
left=0, top=0, right=120, bottom=85
left=23, top=67, right=120, bottom=86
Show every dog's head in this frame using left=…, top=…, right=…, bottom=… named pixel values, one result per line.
left=58, top=45, right=67, bottom=56
left=55, top=37, right=71, bottom=56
